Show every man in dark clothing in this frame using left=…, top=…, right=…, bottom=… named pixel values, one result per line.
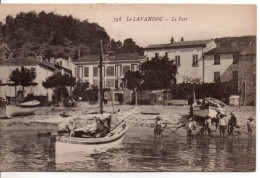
left=229, top=112, right=237, bottom=136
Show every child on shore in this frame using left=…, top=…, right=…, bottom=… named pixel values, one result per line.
left=247, top=117, right=254, bottom=139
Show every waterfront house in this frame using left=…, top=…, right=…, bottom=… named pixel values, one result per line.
left=0, top=57, right=72, bottom=102
left=144, top=38, right=217, bottom=83
left=72, top=53, right=145, bottom=104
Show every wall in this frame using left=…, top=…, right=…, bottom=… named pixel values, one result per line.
left=144, top=41, right=216, bottom=83
left=0, top=65, right=54, bottom=98
left=238, top=54, right=256, bottom=106
left=204, top=54, right=237, bottom=83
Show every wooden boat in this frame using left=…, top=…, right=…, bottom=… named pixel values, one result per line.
left=193, top=97, right=226, bottom=118
left=55, top=40, right=138, bottom=163
left=6, top=100, right=40, bottom=118
left=55, top=108, right=136, bottom=163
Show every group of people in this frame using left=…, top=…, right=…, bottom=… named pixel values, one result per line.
left=187, top=111, right=255, bottom=139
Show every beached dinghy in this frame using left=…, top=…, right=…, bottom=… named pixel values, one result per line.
left=193, top=97, right=226, bottom=118
left=6, top=100, right=40, bottom=118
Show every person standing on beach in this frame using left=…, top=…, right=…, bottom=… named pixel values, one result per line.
left=228, top=112, right=237, bottom=137
left=247, top=117, right=254, bottom=139
left=204, top=116, right=212, bottom=136
left=154, top=116, right=164, bottom=137
left=103, top=94, right=108, bottom=105
left=187, top=117, right=197, bottom=140
left=218, top=113, right=228, bottom=138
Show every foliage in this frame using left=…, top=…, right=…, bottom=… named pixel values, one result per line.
left=9, top=66, right=36, bottom=86
left=0, top=11, right=111, bottom=58
left=140, top=56, right=177, bottom=90
left=42, top=72, right=76, bottom=101
left=122, top=71, right=143, bottom=90
left=170, top=81, right=238, bottom=103
left=72, top=81, right=98, bottom=101
left=109, top=38, right=143, bottom=54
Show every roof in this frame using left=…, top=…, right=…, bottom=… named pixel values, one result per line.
left=205, top=47, right=240, bottom=55
left=205, top=46, right=256, bottom=55
left=73, top=53, right=144, bottom=63
left=240, top=46, right=256, bottom=55
left=0, top=58, right=40, bottom=66
left=144, top=39, right=214, bottom=50
left=0, top=58, right=72, bottom=73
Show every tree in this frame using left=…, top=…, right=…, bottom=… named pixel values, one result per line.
left=181, top=37, right=184, bottom=42
left=9, top=66, right=36, bottom=97
left=42, top=72, right=76, bottom=105
left=122, top=71, right=143, bottom=105
left=140, top=56, right=177, bottom=90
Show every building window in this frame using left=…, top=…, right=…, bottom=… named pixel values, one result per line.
left=214, top=72, right=220, bottom=82
left=93, top=66, right=98, bottom=77
left=84, top=67, right=89, bottom=77
left=123, top=65, right=131, bottom=75
left=192, top=55, right=198, bottom=66
left=175, top=56, right=181, bottom=66
left=214, top=55, right=220, bottom=65
left=115, top=65, right=121, bottom=77
left=165, top=52, right=168, bottom=58
left=233, top=71, right=238, bottom=81
left=155, top=52, right=159, bottom=58
left=76, top=66, right=83, bottom=78
left=60, top=61, right=62, bottom=67
left=106, top=66, right=114, bottom=77
left=233, top=54, right=238, bottom=64
left=131, top=64, right=138, bottom=72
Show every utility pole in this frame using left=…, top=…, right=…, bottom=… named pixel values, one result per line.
left=99, top=40, right=104, bottom=114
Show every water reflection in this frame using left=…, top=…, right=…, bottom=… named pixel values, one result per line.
left=0, top=124, right=256, bottom=172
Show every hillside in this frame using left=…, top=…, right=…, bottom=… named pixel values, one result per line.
left=0, top=11, right=111, bottom=59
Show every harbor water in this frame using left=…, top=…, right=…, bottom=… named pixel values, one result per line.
left=0, top=121, right=255, bottom=172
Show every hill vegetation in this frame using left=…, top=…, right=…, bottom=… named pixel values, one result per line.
left=0, top=11, right=142, bottom=60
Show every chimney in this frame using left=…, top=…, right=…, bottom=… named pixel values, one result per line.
left=170, top=37, right=174, bottom=44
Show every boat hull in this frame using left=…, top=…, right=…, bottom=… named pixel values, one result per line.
left=6, top=105, right=38, bottom=118
left=193, top=105, right=225, bottom=118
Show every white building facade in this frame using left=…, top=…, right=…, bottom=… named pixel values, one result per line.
left=144, top=39, right=217, bottom=83
left=0, top=58, right=54, bottom=98
left=73, top=54, right=144, bottom=103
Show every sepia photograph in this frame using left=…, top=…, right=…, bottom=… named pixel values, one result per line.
left=0, top=4, right=256, bottom=172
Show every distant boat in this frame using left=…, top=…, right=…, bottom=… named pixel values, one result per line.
left=6, top=100, right=40, bottom=118
left=193, top=97, right=226, bottom=118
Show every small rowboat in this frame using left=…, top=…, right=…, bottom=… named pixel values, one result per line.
left=6, top=100, right=40, bottom=118
left=55, top=108, right=136, bottom=163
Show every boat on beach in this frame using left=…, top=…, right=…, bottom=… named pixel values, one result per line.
left=5, top=100, right=40, bottom=118
left=193, top=97, right=226, bottom=118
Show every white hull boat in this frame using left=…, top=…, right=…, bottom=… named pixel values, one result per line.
left=55, top=108, right=136, bottom=163
left=193, top=105, right=225, bottom=118
left=193, top=97, right=226, bottom=118
left=6, top=100, right=40, bottom=118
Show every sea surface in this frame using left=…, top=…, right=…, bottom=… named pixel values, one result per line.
left=0, top=121, right=256, bottom=172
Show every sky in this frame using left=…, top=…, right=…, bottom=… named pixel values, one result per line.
left=0, top=4, right=256, bottom=47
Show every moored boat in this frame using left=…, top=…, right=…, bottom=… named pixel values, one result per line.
left=55, top=108, right=136, bottom=163
left=5, top=100, right=40, bottom=118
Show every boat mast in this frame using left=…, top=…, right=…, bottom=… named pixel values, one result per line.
left=99, top=39, right=104, bottom=114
